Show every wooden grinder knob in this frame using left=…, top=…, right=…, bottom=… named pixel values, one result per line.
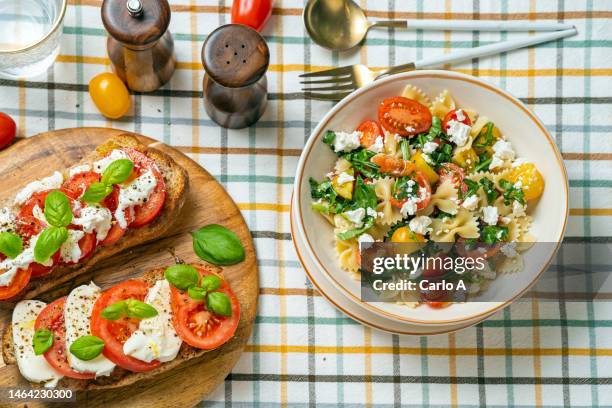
left=102, top=0, right=176, bottom=92
left=202, top=24, right=270, bottom=129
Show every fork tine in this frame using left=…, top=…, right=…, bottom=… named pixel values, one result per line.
left=303, top=91, right=353, bottom=101
left=300, top=76, right=352, bottom=85
left=301, top=84, right=356, bottom=92
left=299, top=66, right=353, bottom=78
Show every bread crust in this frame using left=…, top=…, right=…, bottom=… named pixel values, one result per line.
left=2, top=263, right=224, bottom=390
left=0, top=134, right=189, bottom=305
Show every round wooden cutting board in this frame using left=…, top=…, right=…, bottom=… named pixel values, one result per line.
left=0, top=128, right=258, bottom=407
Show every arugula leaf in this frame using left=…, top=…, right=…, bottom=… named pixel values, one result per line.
left=458, top=179, right=480, bottom=200
left=479, top=178, right=499, bottom=204
left=475, top=155, right=492, bottom=172
left=392, top=177, right=417, bottom=202
left=411, top=117, right=444, bottom=148
left=336, top=217, right=374, bottom=241
left=351, top=177, right=377, bottom=210
left=473, top=122, right=495, bottom=148
left=498, top=178, right=526, bottom=205
left=322, top=130, right=336, bottom=148
left=340, top=148, right=380, bottom=179
left=309, top=178, right=346, bottom=215
left=435, top=211, right=456, bottom=219
left=427, top=143, right=453, bottom=168
left=481, top=225, right=509, bottom=244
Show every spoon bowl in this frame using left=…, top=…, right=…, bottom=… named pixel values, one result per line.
left=303, top=0, right=370, bottom=51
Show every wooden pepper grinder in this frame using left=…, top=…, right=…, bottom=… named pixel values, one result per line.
left=201, top=24, right=269, bottom=129
left=102, top=0, right=176, bottom=92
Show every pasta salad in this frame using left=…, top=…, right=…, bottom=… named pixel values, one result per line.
left=309, top=85, right=545, bottom=307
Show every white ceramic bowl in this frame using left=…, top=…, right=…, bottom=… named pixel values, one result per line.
left=292, top=70, right=569, bottom=327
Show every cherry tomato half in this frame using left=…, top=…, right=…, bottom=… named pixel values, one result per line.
left=442, top=108, right=472, bottom=132
left=0, top=112, right=16, bottom=150
left=356, top=120, right=383, bottom=148
left=89, top=73, right=131, bottom=119
left=231, top=0, right=273, bottom=32
left=378, top=97, right=432, bottom=137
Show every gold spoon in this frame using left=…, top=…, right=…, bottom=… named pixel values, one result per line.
left=303, top=0, right=575, bottom=51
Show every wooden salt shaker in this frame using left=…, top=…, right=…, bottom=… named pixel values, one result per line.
left=201, top=24, right=269, bottom=129
left=102, top=0, right=176, bottom=92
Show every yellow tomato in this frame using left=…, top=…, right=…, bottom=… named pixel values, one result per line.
left=473, top=123, right=501, bottom=155
left=89, top=72, right=131, bottom=119
left=452, top=148, right=478, bottom=172
left=507, top=163, right=544, bottom=201
left=331, top=168, right=354, bottom=200
left=410, top=151, right=439, bottom=184
left=390, top=226, right=425, bottom=254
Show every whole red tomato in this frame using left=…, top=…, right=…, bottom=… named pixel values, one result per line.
left=231, top=0, right=273, bottom=32
left=0, top=112, right=16, bottom=150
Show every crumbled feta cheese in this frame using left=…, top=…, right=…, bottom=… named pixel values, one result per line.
left=14, top=172, right=63, bottom=205
left=482, top=206, right=499, bottom=225
left=400, top=197, right=420, bottom=217
left=512, top=157, right=529, bottom=168
left=500, top=216, right=512, bottom=225
left=500, top=242, right=518, bottom=258
left=462, top=195, right=479, bottom=211
left=69, top=165, right=92, bottom=177
left=513, top=180, right=523, bottom=189
left=393, top=133, right=402, bottom=142
left=422, top=141, right=439, bottom=154
left=489, top=155, right=505, bottom=171
left=367, top=136, right=384, bottom=153
left=358, top=233, right=375, bottom=245
left=343, top=208, right=366, bottom=227
left=406, top=179, right=416, bottom=190
left=93, top=149, right=130, bottom=174
left=366, top=207, right=378, bottom=218
left=455, top=109, right=466, bottom=121
left=405, top=126, right=415, bottom=133
left=492, top=140, right=515, bottom=160
left=336, top=172, right=354, bottom=185
left=446, top=120, right=471, bottom=147
left=332, top=131, right=361, bottom=153
left=422, top=153, right=434, bottom=165
left=512, top=201, right=526, bottom=217
left=409, top=216, right=432, bottom=235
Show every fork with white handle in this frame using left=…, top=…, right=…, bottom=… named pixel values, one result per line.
left=301, top=28, right=577, bottom=101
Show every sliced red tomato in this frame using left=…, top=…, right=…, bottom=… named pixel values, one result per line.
left=29, top=251, right=61, bottom=278
left=35, top=297, right=95, bottom=379
left=437, top=163, right=468, bottom=198
left=170, top=265, right=240, bottom=350
left=123, top=149, right=166, bottom=228
left=389, top=171, right=431, bottom=210
left=91, top=280, right=160, bottom=373
left=356, top=120, right=383, bottom=148
left=62, top=171, right=100, bottom=199
left=231, top=0, right=272, bottom=32
left=442, top=108, right=472, bottom=132
left=0, top=267, right=31, bottom=300
left=60, top=232, right=96, bottom=265
left=378, top=97, right=432, bottom=137
left=17, top=190, right=75, bottom=237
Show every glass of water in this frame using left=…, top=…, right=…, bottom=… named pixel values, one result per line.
left=0, top=0, right=67, bottom=79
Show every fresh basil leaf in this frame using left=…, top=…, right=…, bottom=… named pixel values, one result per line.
left=81, top=182, right=113, bottom=204
left=44, top=190, right=73, bottom=227
left=479, top=178, right=499, bottom=204
left=322, top=130, right=336, bottom=148
left=206, top=291, right=232, bottom=317
left=101, top=159, right=134, bottom=185
left=34, top=226, right=68, bottom=264
left=69, top=335, right=105, bottom=361
left=481, top=226, right=509, bottom=244
left=125, top=299, right=158, bottom=319
left=100, top=300, right=128, bottom=320
left=192, top=225, right=246, bottom=266
left=0, top=232, right=23, bottom=259
left=188, top=286, right=207, bottom=300
left=33, top=328, right=53, bottom=355
left=164, top=264, right=200, bottom=290
left=200, top=275, right=222, bottom=292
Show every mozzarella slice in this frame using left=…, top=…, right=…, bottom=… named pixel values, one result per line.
left=12, top=300, right=63, bottom=388
left=64, top=283, right=115, bottom=377
left=114, top=170, right=158, bottom=229
left=123, top=280, right=182, bottom=363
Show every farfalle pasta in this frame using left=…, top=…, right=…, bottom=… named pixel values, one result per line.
left=309, top=88, right=545, bottom=306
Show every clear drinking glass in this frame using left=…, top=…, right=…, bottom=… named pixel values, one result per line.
left=0, top=0, right=67, bottom=79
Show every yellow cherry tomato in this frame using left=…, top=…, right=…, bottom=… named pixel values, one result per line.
left=452, top=148, right=478, bottom=172
left=473, top=123, right=502, bottom=155
left=410, top=151, right=439, bottom=184
left=507, top=163, right=545, bottom=201
left=89, top=72, right=131, bottom=119
left=390, top=226, right=425, bottom=254
left=331, top=168, right=354, bottom=200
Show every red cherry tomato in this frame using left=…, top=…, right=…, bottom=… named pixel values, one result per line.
left=442, top=109, right=472, bottom=133
left=378, top=97, right=432, bottom=137
left=0, top=112, right=16, bottom=150
left=356, top=120, right=383, bottom=148
left=389, top=171, right=431, bottom=211
left=437, top=163, right=468, bottom=198
left=231, top=0, right=273, bottom=32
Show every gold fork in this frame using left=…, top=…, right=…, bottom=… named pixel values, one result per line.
left=301, top=28, right=577, bottom=101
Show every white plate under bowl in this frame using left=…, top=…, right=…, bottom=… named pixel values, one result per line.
left=290, top=198, right=490, bottom=335
left=293, top=70, right=568, bottom=326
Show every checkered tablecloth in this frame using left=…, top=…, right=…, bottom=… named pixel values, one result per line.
left=1, top=0, right=611, bottom=406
